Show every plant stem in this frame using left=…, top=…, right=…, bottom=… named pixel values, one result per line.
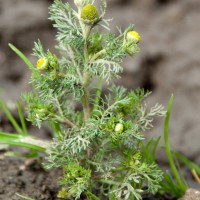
left=81, top=26, right=92, bottom=121
left=63, top=119, right=77, bottom=128
left=55, top=116, right=76, bottom=128
left=191, top=169, right=200, bottom=184
left=55, top=98, right=77, bottom=128
left=82, top=72, right=91, bottom=121
left=89, top=49, right=107, bottom=116
left=89, top=49, right=106, bottom=62
left=93, top=77, right=103, bottom=113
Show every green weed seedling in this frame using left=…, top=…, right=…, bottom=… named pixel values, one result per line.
left=0, top=0, right=174, bottom=199
left=160, top=95, right=187, bottom=198
left=160, top=95, right=200, bottom=198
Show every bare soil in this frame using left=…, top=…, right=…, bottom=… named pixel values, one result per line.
left=0, top=156, right=62, bottom=200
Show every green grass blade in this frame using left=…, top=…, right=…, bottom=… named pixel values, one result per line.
left=142, top=137, right=161, bottom=162
left=50, top=121, right=61, bottom=137
left=152, top=136, right=161, bottom=161
left=146, top=137, right=154, bottom=151
left=8, top=43, right=36, bottom=71
left=174, top=151, right=200, bottom=175
left=0, top=132, right=46, bottom=152
left=5, top=151, right=39, bottom=159
left=0, top=100, right=22, bottom=134
left=17, top=101, right=28, bottom=136
left=85, top=191, right=100, bottom=200
left=145, top=137, right=154, bottom=161
left=164, top=95, right=187, bottom=193
left=16, top=193, right=35, bottom=200
left=161, top=173, right=182, bottom=196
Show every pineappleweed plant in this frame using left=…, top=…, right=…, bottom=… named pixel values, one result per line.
left=6, top=0, right=166, bottom=199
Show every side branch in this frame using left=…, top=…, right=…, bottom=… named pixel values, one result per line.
left=62, top=118, right=77, bottom=128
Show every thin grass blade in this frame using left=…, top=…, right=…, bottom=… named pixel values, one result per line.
left=174, top=151, right=200, bottom=175
left=0, top=100, right=22, bottom=134
left=16, top=193, right=35, bottom=200
left=17, top=101, right=28, bottom=136
left=8, top=43, right=36, bottom=72
left=164, top=95, right=187, bottom=194
left=152, top=136, right=161, bottom=161
left=0, top=132, right=46, bottom=152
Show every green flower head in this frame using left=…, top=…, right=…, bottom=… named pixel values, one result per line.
left=80, top=4, right=99, bottom=25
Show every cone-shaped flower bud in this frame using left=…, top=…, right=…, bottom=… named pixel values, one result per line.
left=127, top=31, right=141, bottom=44
left=81, top=4, right=99, bottom=25
left=115, top=123, right=124, bottom=133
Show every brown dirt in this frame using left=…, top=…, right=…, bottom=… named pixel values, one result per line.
left=0, top=155, right=62, bottom=200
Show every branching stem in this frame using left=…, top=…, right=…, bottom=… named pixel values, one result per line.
left=55, top=99, right=76, bottom=128
left=89, top=49, right=106, bottom=62
left=62, top=119, right=77, bottom=128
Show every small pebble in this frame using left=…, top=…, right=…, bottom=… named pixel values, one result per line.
left=179, top=188, right=200, bottom=200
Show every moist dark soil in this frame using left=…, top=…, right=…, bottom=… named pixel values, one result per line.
left=0, top=155, right=62, bottom=200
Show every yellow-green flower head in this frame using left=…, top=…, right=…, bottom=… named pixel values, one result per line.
left=81, top=4, right=99, bottom=25
left=36, top=58, right=48, bottom=70
left=127, top=31, right=141, bottom=44
left=114, top=123, right=124, bottom=133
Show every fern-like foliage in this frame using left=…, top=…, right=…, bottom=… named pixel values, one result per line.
left=19, top=0, right=166, bottom=199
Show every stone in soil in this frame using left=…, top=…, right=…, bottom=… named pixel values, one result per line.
left=179, top=188, right=200, bottom=200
